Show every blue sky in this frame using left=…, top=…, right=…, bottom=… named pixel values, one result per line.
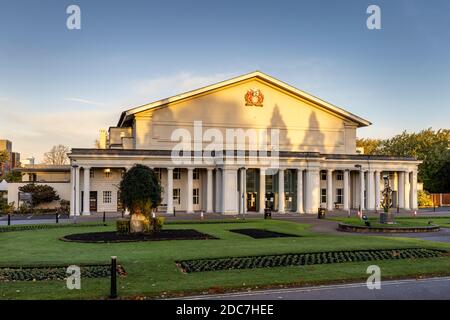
left=0, top=0, right=449, bottom=161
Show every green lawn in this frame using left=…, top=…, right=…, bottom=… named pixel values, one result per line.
left=0, top=219, right=449, bottom=300
left=328, top=216, right=450, bottom=228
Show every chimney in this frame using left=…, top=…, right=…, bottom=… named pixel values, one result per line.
left=99, top=129, right=108, bottom=149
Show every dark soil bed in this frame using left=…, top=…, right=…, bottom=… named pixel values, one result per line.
left=178, top=248, right=447, bottom=273
left=229, top=228, right=300, bottom=239
left=61, top=229, right=218, bottom=243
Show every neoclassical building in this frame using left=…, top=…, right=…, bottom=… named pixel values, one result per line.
left=68, top=71, right=420, bottom=216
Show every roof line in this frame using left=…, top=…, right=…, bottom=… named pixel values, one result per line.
left=117, top=71, right=372, bottom=127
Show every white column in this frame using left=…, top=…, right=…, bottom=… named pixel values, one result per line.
left=167, top=168, right=174, bottom=214
left=367, top=170, right=375, bottom=210
left=296, top=169, right=304, bottom=213
left=410, top=171, right=418, bottom=210
left=326, top=169, right=333, bottom=211
left=398, top=171, right=405, bottom=209
left=74, top=166, right=80, bottom=216
left=278, top=168, right=285, bottom=213
left=70, top=166, right=76, bottom=216
left=343, top=170, right=350, bottom=211
left=215, top=169, right=222, bottom=213
left=206, top=168, right=213, bottom=213
left=259, top=168, right=266, bottom=214
left=187, top=168, right=194, bottom=213
left=375, top=170, right=381, bottom=211
left=359, top=170, right=365, bottom=210
left=305, top=168, right=320, bottom=214
left=222, top=168, right=238, bottom=214
left=404, top=171, right=411, bottom=210
left=82, top=167, right=90, bottom=215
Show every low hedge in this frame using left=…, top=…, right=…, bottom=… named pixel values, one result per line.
left=0, top=222, right=108, bottom=233
left=0, top=264, right=124, bottom=282
left=178, top=248, right=447, bottom=273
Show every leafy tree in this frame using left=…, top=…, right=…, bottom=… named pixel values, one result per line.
left=360, top=128, right=450, bottom=193
left=18, top=184, right=60, bottom=208
left=43, top=145, right=70, bottom=165
left=356, top=138, right=383, bottom=154
left=1, top=170, right=22, bottom=182
left=119, top=164, right=162, bottom=214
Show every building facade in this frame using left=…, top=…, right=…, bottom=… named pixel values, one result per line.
left=68, top=72, right=420, bottom=215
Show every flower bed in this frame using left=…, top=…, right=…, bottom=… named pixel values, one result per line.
left=0, top=264, right=126, bottom=282
left=338, top=223, right=440, bottom=233
left=178, top=248, right=446, bottom=273
left=61, top=229, right=218, bottom=243
left=229, top=228, right=300, bottom=239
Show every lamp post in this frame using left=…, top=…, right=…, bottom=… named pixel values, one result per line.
left=72, top=162, right=79, bottom=223
left=240, top=167, right=245, bottom=220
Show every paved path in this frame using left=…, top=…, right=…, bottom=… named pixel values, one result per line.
left=183, top=277, right=450, bottom=300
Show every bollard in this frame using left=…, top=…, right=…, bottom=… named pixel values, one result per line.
left=56, top=212, right=59, bottom=224
left=7, top=213, right=11, bottom=226
left=110, top=256, right=117, bottom=299
left=103, top=211, right=106, bottom=223
left=173, top=207, right=176, bottom=217
left=121, top=210, right=124, bottom=219
left=396, top=205, right=399, bottom=213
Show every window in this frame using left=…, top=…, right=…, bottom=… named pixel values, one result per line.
left=336, top=171, right=344, bottom=181
left=173, top=168, right=181, bottom=180
left=193, top=168, right=200, bottom=180
left=173, top=188, right=181, bottom=204
left=336, top=188, right=343, bottom=204
left=89, top=170, right=94, bottom=179
left=320, top=171, right=327, bottom=180
left=193, top=188, right=199, bottom=204
left=321, top=188, right=327, bottom=203
left=103, top=191, right=112, bottom=204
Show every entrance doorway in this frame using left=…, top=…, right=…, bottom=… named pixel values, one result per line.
left=89, top=191, right=97, bottom=212
left=246, top=192, right=257, bottom=211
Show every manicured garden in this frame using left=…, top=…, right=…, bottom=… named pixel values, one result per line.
left=1, top=218, right=450, bottom=299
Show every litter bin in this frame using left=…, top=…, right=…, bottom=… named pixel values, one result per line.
left=317, top=207, right=326, bottom=219
left=264, top=208, right=272, bottom=219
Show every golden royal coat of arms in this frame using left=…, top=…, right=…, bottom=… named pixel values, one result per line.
left=245, top=88, right=264, bottom=106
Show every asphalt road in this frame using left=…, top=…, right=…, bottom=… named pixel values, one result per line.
left=184, top=277, right=450, bottom=300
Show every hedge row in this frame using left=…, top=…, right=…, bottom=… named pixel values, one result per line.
left=0, top=222, right=107, bottom=233
left=178, top=248, right=446, bottom=273
left=0, top=264, right=118, bottom=282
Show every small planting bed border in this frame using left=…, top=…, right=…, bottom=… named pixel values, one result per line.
left=229, top=228, right=301, bottom=239
left=0, top=264, right=126, bottom=282
left=177, top=248, right=447, bottom=273
left=338, top=223, right=440, bottom=233
left=0, top=223, right=107, bottom=233
left=61, top=229, right=218, bottom=243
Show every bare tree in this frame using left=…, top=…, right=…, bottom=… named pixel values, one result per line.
left=43, top=145, right=70, bottom=165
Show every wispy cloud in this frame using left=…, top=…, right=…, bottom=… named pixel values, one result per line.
left=133, top=71, right=239, bottom=102
left=64, top=97, right=105, bottom=106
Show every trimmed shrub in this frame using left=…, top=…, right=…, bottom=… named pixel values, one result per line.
left=178, top=248, right=446, bottom=273
left=151, top=217, right=165, bottom=232
left=116, top=219, right=130, bottom=234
